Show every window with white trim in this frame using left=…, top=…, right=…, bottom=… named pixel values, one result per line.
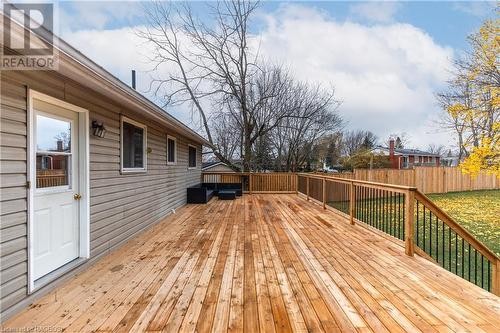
left=188, top=145, right=197, bottom=168
left=121, top=116, right=147, bottom=172
left=167, top=135, right=177, bottom=164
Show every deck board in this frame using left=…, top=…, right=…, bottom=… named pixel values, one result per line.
left=3, top=194, right=499, bottom=332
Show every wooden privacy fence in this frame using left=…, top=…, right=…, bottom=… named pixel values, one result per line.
left=202, top=172, right=297, bottom=193
left=324, top=167, right=499, bottom=194
left=297, top=173, right=500, bottom=295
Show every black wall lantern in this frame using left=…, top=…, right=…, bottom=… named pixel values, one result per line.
left=92, top=120, right=106, bottom=138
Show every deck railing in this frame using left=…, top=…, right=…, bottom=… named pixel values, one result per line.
left=297, top=173, right=500, bottom=295
left=36, top=169, right=67, bottom=188
left=201, top=171, right=499, bottom=294
left=202, top=172, right=297, bottom=193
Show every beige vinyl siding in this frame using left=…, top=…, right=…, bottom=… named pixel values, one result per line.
left=0, top=71, right=202, bottom=320
left=0, top=75, right=29, bottom=314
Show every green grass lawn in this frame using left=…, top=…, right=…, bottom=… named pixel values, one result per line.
left=428, top=190, right=500, bottom=256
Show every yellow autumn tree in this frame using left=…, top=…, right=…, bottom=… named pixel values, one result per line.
left=441, top=10, right=499, bottom=177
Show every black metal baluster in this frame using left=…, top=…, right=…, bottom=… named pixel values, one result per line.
left=382, top=190, right=385, bottom=233
left=399, top=193, right=402, bottom=239
left=373, top=188, right=376, bottom=227
left=474, top=249, right=477, bottom=285
left=390, top=192, right=393, bottom=237
left=373, top=188, right=380, bottom=230
left=435, top=216, right=439, bottom=262
left=393, top=191, right=396, bottom=237
left=362, top=187, right=365, bottom=222
left=384, top=190, right=388, bottom=234
left=429, top=210, right=432, bottom=258
left=379, top=189, right=383, bottom=231
left=468, top=243, right=471, bottom=281
left=455, top=233, right=458, bottom=274
left=423, top=206, right=426, bottom=252
left=481, top=255, right=484, bottom=289
left=461, top=238, right=465, bottom=278
left=368, top=188, right=372, bottom=226
left=442, top=220, right=445, bottom=267
left=364, top=187, right=367, bottom=223
left=448, top=227, right=451, bottom=271
left=416, top=201, right=420, bottom=247
left=402, top=194, right=406, bottom=239
left=488, top=260, right=491, bottom=291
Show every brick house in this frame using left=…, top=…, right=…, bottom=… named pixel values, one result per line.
left=372, top=139, right=441, bottom=169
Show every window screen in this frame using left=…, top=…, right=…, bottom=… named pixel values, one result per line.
left=167, top=137, right=176, bottom=163
left=122, top=121, right=144, bottom=169
left=188, top=146, right=197, bottom=168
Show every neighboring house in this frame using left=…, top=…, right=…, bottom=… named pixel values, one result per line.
left=0, top=14, right=208, bottom=321
left=372, top=139, right=441, bottom=169
left=202, top=161, right=234, bottom=172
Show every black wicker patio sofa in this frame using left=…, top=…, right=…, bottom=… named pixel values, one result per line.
left=187, top=182, right=242, bottom=203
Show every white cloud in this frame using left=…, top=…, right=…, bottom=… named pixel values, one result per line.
left=349, top=1, right=402, bottom=23
left=257, top=5, right=455, bottom=148
left=61, top=25, right=204, bottom=129
left=453, top=2, right=497, bottom=18
left=60, top=3, right=456, bottom=149
left=59, top=1, right=143, bottom=33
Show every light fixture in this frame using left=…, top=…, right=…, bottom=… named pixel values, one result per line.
left=92, top=120, right=106, bottom=138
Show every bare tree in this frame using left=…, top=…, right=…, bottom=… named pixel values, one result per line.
left=139, top=0, right=303, bottom=171
left=270, top=82, right=342, bottom=171
left=427, top=143, right=446, bottom=156
left=342, top=130, right=377, bottom=156
left=385, top=132, right=410, bottom=149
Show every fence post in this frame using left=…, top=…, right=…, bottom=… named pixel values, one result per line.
left=322, top=178, right=326, bottom=209
left=404, top=188, right=415, bottom=256
left=306, top=176, right=310, bottom=201
left=349, top=181, right=355, bottom=225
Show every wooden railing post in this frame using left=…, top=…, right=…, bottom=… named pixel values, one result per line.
left=404, top=188, right=415, bottom=256
left=249, top=173, right=253, bottom=195
left=349, top=181, right=355, bottom=225
left=493, top=259, right=500, bottom=296
left=306, top=176, right=310, bottom=201
left=295, top=174, right=298, bottom=194
left=322, top=178, right=326, bottom=209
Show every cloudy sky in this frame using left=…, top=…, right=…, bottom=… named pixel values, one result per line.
left=56, top=1, right=497, bottom=150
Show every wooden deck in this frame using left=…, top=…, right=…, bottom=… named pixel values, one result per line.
left=3, top=195, right=500, bottom=332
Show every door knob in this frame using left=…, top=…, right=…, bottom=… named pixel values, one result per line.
left=73, top=194, right=82, bottom=200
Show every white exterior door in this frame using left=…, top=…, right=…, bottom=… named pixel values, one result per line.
left=32, top=99, right=80, bottom=280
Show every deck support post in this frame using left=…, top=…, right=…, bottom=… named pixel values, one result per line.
left=349, top=181, right=355, bottom=225
left=306, top=176, right=310, bottom=201
left=404, top=188, right=415, bottom=256
left=322, top=178, right=326, bottom=209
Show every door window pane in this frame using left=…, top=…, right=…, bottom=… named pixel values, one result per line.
left=36, top=115, right=71, bottom=152
left=36, top=114, right=72, bottom=189
left=123, top=121, right=144, bottom=168
left=36, top=154, right=70, bottom=188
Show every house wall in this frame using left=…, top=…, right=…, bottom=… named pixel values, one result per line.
left=0, top=71, right=202, bottom=321
left=203, top=164, right=234, bottom=173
